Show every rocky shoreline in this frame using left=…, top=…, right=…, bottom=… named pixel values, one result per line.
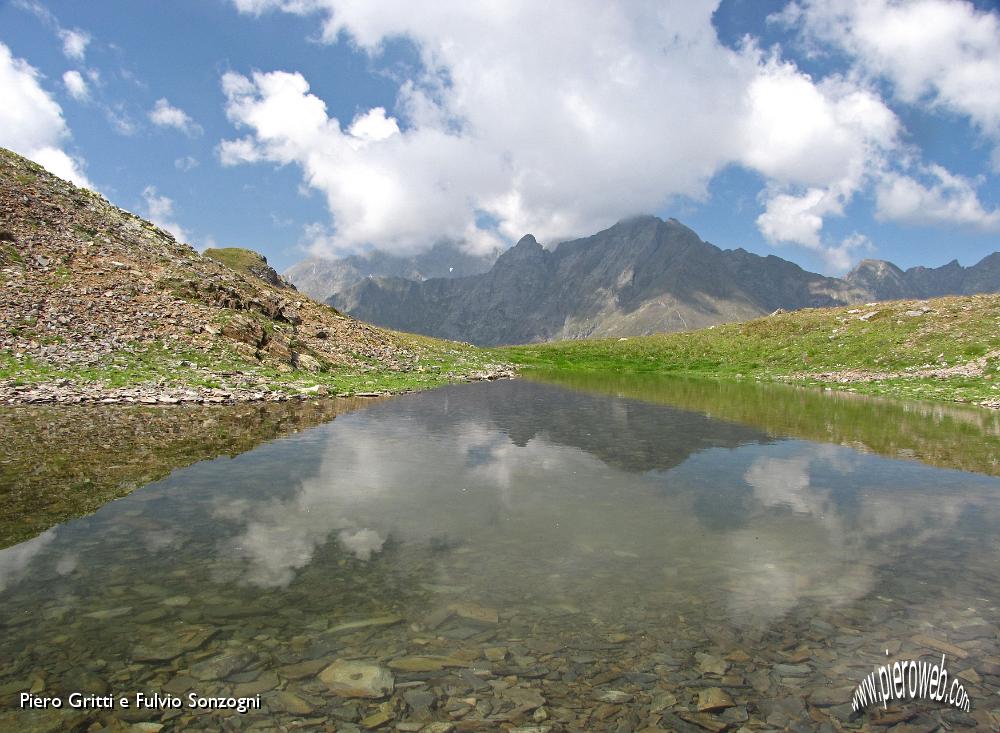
left=0, top=368, right=518, bottom=406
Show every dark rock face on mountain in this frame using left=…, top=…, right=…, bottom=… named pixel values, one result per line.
left=285, top=241, right=498, bottom=302
left=327, top=217, right=855, bottom=345
left=845, top=254, right=1000, bottom=300
left=327, top=216, right=999, bottom=346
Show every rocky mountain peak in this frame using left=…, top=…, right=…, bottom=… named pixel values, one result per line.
left=494, top=234, right=546, bottom=268
left=284, top=240, right=497, bottom=302
left=844, top=259, right=909, bottom=299
left=614, top=214, right=661, bottom=226
left=849, top=259, right=904, bottom=276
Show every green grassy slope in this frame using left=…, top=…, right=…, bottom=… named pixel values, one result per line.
left=203, top=246, right=271, bottom=273
left=499, top=293, right=1000, bottom=407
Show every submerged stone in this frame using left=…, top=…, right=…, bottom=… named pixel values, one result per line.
left=448, top=602, right=499, bottom=625
left=808, top=686, right=853, bottom=707
left=326, top=614, right=405, bottom=635
left=420, top=607, right=454, bottom=630
left=83, top=606, right=132, bottom=620
left=233, top=671, right=279, bottom=697
left=909, top=633, right=968, bottom=659
left=502, top=686, right=546, bottom=710
left=695, top=653, right=729, bottom=676
left=484, top=646, right=508, bottom=662
left=360, top=709, right=393, bottom=729
left=676, top=711, right=729, bottom=732
left=423, top=723, right=456, bottom=733
left=403, top=687, right=436, bottom=712
left=388, top=656, right=469, bottom=672
left=697, top=687, right=735, bottom=712
left=188, top=648, right=255, bottom=681
left=594, top=690, right=632, bottom=703
left=649, top=691, right=677, bottom=712
left=268, top=690, right=314, bottom=715
left=132, top=625, right=216, bottom=662
left=773, top=663, right=811, bottom=677
left=319, top=660, right=394, bottom=698
left=161, top=675, right=197, bottom=696
left=278, top=657, right=331, bottom=680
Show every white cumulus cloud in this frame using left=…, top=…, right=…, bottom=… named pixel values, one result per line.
left=58, top=28, right=90, bottom=61
left=0, top=42, right=92, bottom=189
left=15, top=1, right=92, bottom=62
left=876, top=164, right=1000, bottom=231
left=222, top=1, right=760, bottom=256
left=740, top=60, right=898, bottom=187
left=225, top=0, right=994, bottom=269
left=62, top=69, right=88, bottom=101
left=174, top=155, right=199, bottom=171
left=781, top=0, right=1000, bottom=166
left=757, top=188, right=841, bottom=250
left=743, top=55, right=900, bottom=267
left=106, top=104, right=138, bottom=136
left=149, top=98, right=202, bottom=136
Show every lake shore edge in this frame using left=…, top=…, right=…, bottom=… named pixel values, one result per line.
left=0, top=364, right=517, bottom=405
left=500, top=292, right=1000, bottom=410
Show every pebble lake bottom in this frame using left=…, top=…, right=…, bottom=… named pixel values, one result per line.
left=1, top=377, right=999, bottom=731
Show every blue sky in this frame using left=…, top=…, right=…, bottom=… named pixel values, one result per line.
left=1, top=0, right=998, bottom=275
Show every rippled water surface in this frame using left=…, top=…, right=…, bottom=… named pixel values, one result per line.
left=2, top=378, right=999, bottom=731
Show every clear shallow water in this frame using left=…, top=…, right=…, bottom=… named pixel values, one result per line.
left=1, top=379, right=999, bottom=731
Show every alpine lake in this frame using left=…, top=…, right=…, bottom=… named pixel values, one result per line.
left=1, top=374, right=999, bottom=732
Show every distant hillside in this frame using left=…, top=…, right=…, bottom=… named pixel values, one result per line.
left=0, top=148, right=506, bottom=403
left=329, top=216, right=1000, bottom=346
left=285, top=241, right=498, bottom=302
left=845, top=255, right=1000, bottom=299
left=502, top=292, right=1000, bottom=409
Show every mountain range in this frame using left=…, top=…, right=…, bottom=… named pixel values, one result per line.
left=296, top=215, right=998, bottom=346
left=845, top=255, right=1000, bottom=300
left=285, top=242, right=498, bottom=303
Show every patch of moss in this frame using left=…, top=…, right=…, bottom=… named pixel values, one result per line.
left=0, top=241, right=22, bottom=265
left=71, top=223, right=97, bottom=239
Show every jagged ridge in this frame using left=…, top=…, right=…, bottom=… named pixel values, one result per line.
left=285, top=241, right=498, bottom=302
left=326, top=215, right=999, bottom=346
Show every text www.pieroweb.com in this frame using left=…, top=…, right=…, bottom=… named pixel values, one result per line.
left=852, top=653, right=970, bottom=712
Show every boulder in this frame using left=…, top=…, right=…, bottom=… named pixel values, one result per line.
left=319, top=660, right=394, bottom=698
